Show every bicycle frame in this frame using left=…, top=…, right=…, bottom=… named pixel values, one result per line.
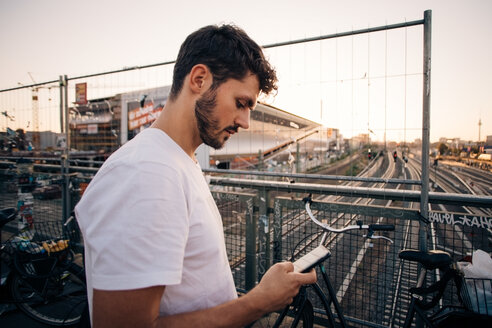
left=297, top=197, right=392, bottom=327
left=257, top=196, right=394, bottom=328
left=402, top=268, right=469, bottom=328
left=316, top=261, right=348, bottom=328
left=0, top=208, right=18, bottom=287
left=1, top=209, right=87, bottom=326
left=273, top=252, right=349, bottom=328
left=403, top=268, right=436, bottom=328
left=398, top=248, right=492, bottom=328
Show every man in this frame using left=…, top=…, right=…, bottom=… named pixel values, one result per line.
left=75, top=24, right=316, bottom=327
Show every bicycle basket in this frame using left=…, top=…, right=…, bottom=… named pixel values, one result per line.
left=460, top=277, right=492, bottom=316
left=9, top=220, right=73, bottom=277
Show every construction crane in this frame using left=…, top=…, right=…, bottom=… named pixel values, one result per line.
left=27, top=72, right=41, bottom=150
left=1, top=110, right=15, bottom=135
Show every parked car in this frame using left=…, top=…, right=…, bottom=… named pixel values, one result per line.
left=32, top=184, right=62, bottom=200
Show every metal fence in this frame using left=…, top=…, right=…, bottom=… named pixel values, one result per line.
left=272, top=197, right=491, bottom=327
left=1, top=9, right=433, bottom=227
left=1, top=11, right=430, bottom=178
left=1, top=162, right=492, bottom=326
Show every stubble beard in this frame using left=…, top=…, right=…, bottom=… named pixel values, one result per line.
left=194, top=88, right=227, bottom=150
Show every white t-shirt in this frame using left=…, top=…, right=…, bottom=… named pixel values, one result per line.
left=75, top=128, right=237, bottom=317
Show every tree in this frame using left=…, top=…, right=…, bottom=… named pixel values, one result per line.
left=438, top=143, right=448, bottom=155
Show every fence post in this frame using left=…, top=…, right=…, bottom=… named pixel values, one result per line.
left=245, top=196, right=257, bottom=290
left=61, top=75, right=71, bottom=222
left=418, top=15, right=433, bottom=328
left=257, top=188, right=270, bottom=282
left=257, top=149, right=263, bottom=171
left=296, top=142, right=301, bottom=173
left=419, top=10, right=432, bottom=253
left=272, top=198, right=283, bottom=264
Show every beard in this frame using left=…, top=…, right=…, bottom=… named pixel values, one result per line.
left=195, top=87, right=238, bottom=150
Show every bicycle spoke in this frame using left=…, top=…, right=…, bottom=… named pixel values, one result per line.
left=10, top=264, right=87, bottom=326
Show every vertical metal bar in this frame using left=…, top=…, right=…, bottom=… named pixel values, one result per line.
left=60, top=75, right=67, bottom=221
left=417, top=12, right=432, bottom=328
left=417, top=13, right=432, bottom=326
left=420, top=10, right=432, bottom=253
left=296, top=142, right=301, bottom=174
left=64, top=75, right=70, bottom=152
left=263, top=189, right=270, bottom=270
left=272, top=199, right=283, bottom=264
left=257, top=149, right=263, bottom=171
left=62, top=75, right=71, bottom=221
left=245, top=196, right=257, bottom=290
left=257, top=188, right=270, bottom=282
left=59, top=76, right=64, bottom=134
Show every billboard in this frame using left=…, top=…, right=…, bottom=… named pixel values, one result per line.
left=75, top=83, right=87, bottom=105
left=128, top=102, right=163, bottom=131
left=127, top=96, right=166, bottom=140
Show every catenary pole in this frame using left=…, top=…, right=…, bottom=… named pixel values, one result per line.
left=420, top=10, right=432, bottom=252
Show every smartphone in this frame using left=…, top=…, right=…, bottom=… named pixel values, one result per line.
left=293, top=245, right=331, bottom=273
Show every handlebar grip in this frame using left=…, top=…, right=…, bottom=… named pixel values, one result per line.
left=302, top=194, right=313, bottom=204
left=369, top=224, right=395, bottom=231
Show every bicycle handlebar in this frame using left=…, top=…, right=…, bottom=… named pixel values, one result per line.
left=368, top=224, right=395, bottom=231
left=303, top=195, right=394, bottom=243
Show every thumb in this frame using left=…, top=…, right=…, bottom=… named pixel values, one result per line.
left=294, top=269, right=317, bottom=285
left=273, top=261, right=294, bottom=273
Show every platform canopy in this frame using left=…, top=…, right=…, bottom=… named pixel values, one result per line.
left=210, top=102, right=322, bottom=159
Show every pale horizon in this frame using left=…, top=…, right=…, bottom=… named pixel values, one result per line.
left=0, top=0, right=491, bottom=144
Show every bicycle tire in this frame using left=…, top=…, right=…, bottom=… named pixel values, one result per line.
left=9, top=262, right=87, bottom=326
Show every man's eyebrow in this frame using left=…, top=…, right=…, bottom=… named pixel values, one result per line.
left=238, top=96, right=256, bottom=109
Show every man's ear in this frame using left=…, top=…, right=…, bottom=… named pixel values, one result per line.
left=188, top=64, right=211, bottom=94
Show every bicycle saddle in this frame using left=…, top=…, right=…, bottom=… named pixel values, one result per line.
left=399, top=249, right=453, bottom=270
left=0, top=207, right=17, bottom=229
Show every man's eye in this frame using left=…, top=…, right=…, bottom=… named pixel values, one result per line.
left=236, top=101, right=245, bottom=109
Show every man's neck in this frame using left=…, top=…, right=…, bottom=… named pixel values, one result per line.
left=151, top=98, right=201, bottom=159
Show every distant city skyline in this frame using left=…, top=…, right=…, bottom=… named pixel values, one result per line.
left=0, top=0, right=490, bottom=143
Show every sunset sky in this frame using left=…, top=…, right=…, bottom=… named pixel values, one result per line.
left=0, top=0, right=490, bottom=143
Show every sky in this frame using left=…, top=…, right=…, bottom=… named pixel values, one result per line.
left=0, top=0, right=491, bottom=143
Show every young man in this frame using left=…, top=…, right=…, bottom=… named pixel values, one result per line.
left=75, top=24, right=316, bottom=327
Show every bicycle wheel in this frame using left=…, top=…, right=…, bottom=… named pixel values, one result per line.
left=9, top=262, right=87, bottom=326
left=250, top=296, right=314, bottom=328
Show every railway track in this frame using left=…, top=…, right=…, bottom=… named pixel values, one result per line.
left=267, top=151, right=404, bottom=325
left=222, top=151, right=420, bottom=325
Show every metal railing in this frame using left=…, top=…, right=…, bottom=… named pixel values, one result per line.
left=2, top=162, right=491, bottom=326
left=208, top=179, right=491, bottom=327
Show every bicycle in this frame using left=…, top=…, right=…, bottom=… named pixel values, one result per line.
left=0, top=207, right=87, bottom=326
left=399, top=249, right=492, bottom=327
left=253, top=195, right=395, bottom=327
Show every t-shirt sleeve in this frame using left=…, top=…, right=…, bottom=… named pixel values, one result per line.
left=78, top=161, right=189, bottom=291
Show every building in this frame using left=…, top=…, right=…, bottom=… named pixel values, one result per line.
left=69, top=85, right=337, bottom=170
left=351, top=133, right=370, bottom=149
left=25, top=131, right=62, bottom=150
left=69, top=86, right=170, bottom=154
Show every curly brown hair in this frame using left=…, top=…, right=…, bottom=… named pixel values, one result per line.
left=169, top=24, right=277, bottom=101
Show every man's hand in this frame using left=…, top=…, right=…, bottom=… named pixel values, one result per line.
left=91, top=262, right=316, bottom=328
left=246, top=261, right=317, bottom=313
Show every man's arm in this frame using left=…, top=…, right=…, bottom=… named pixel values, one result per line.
left=92, top=262, right=316, bottom=328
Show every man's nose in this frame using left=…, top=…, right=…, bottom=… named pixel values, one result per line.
left=235, top=109, right=250, bottom=130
